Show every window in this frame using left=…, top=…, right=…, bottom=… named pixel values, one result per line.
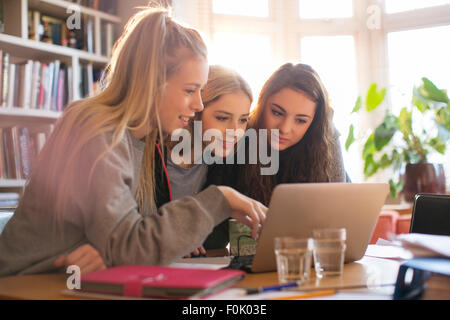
left=212, top=0, right=269, bottom=17
left=173, top=0, right=450, bottom=186
left=385, top=0, right=450, bottom=14
left=299, top=0, right=353, bottom=19
left=210, top=33, right=274, bottom=101
left=301, top=35, right=359, bottom=179
left=387, top=25, right=450, bottom=178
left=387, top=25, right=450, bottom=113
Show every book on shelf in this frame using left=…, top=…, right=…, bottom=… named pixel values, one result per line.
left=0, top=127, right=47, bottom=180
left=30, top=61, right=41, bottom=109
left=2, top=127, right=18, bottom=179
left=0, top=51, right=105, bottom=110
left=1, top=51, right=8, bottom=107
left=11, top=126, right=22, bottom=180
left=27, top=8, right=116, bottom=57
left=86, top=17, right=94, bottom=54
left=0, top=49, right=3, bottom=105
left=28, top=11, right=93, bottom=53
left=101, top=21, right=115, bottom=57
left=79, top=63, right=102, bottom=99
left=0, top=0, right=4, bottom=34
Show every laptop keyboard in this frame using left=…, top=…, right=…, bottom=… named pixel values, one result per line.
left=225, top=255, right=255, bottom=273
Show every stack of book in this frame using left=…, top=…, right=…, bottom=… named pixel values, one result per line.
left=29, top=10, right=94, bottom=53
left=0, top=127, right=47, bottom=180
left=0, top=51, right=102, bottom=109
left=0, top=192, right=19, bottom=208
left=28, top=2, right=117, bottom=55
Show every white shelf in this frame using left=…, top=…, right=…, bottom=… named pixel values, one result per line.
left=0, top=107, right=61, bottom=128
left=0, top=33, right=109, bottom=67
left=0, top=179, right=26, bottom=188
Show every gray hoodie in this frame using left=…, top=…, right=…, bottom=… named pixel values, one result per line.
left=0, top=130, right=230, bottom=277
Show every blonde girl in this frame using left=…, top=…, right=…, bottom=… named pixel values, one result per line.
left=0, top=7, right=265, bottom=277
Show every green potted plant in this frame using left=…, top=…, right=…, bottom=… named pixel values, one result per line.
left=345, top=78, right=450, bottom=202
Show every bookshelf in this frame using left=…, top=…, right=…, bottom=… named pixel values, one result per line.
left=0, top=0, right=121, bottom=191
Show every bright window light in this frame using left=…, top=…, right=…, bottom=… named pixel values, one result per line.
left=388, top=25, right=450, bottom=175
left=385, top=0, right=450, bottom=14
left=301, top=35, right=359, bottom=180
left=212, top=0, right=269, bottom=17
left=209, top=33, right=275, bottom=107
left=387, top=25, right=450, bottom=113
left=299, top=0, right=353, bottom=19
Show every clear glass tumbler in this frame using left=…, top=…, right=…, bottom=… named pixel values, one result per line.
left=274, top=237, right=313, bottom=284
left=312, top=228, right=347, bottom=278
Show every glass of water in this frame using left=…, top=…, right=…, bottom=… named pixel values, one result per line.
left=274, top=237, right=313, bottom=284
left=312, top=228, right=347, bottom=278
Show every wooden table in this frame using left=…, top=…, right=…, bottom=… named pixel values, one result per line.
left=0, top=256, right=400, bottom=300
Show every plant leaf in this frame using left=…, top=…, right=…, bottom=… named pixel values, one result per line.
left=365, top=83, right=386, bottom=112
left=374, top=115, right=398, bottom=151
left=345, top=124, right=355, bottom=151
left=412, top=87, right=429, bottom=113
left=389, top=179, right=404, bottom=198
left=379, top=154, right=392, bottom=169
left=419, top=78, right=449, bottom=103
left=388, top=180, right=397, bottom=198
left=398, top=107, right=412, bottom=137
left=403, top=149, right=423, bottom=164
left=362, top=134, right=376, bottom=159
left=391, top=150, right=403, bottom=172
left=351, top=97, right=362, bottom=113
left=363, top=154, right=379, bottom=178
left=427, top=137, right=446, bottom=154
left=435, top=108, right=450, bottom=132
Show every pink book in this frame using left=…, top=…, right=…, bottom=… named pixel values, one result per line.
left=57, top=69, right=65, bottom=112
left=78, top=265, right=245, bottom=299
left=37, top=64, right=47, bottom=109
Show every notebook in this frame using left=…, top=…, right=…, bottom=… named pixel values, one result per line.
left=76, top=265, right=245, bottom=299
left=228, top=183, right=389, bottom=273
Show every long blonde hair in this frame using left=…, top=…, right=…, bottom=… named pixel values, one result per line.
left=33, top=7, right=207, bottom=220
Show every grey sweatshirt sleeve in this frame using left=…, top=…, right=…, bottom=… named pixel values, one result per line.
left=74, top=133, right=231, bottom=267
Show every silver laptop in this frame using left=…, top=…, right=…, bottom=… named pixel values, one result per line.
left=249, top=183, right=389, bottom=273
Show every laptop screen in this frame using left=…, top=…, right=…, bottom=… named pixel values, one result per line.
left=410, top=194, right=450, bottom=236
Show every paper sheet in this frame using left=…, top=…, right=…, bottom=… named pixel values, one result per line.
left=366, top=233, right=450, bottom=260
left=168, top=256, right=232, bottom=270
left=207, top=287, right=394, bottom=300
left=393, top=233, right=450, bottom=257
left=365, top=244, right=414, bottom=260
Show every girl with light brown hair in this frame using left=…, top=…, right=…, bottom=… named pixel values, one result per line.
left=0, top=7, right=265, bottom=277
left=160, top=64, right=254, bottom=256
